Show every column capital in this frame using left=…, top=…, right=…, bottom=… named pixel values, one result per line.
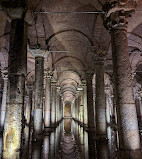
left=51, top=81, right=57, bottom=86
left=30, top=48, right=49, bottom=58
left=44, top=70, right=52, bottom=79
left=81, top=80, right=87, bottom=86
left=103, top=1, right=136, bottom=30
left=105, top=85, right=112, bottom=94
left=93, top=46, right=107, bottom=64
left=0, top=0, right=27, bottom=20
left=1, top=68, right=8, bottom=80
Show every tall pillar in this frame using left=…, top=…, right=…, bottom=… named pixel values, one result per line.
left=44, top=75, right=51, bottom=130
left=56, top=87, right=61, bottom=124
left=103, top=2, right=140, bottom=150
left=86, top=73, right=95, bottom=129
left=75, top=97, right=79, bottom=121
left=95, top=53, right=107, bottom=139
left=34, top=55, right=44, bottom=137
left=51, top=81, right=57, bottom=127
left=82, top=80, right=88, bottom=127
left=0, top=70, right=8, bottom=130
left=30, top=49, right=45, bottom=137
left=80, top=91, right=84, bottom=125
left=3, top=17, right=28, bottom=158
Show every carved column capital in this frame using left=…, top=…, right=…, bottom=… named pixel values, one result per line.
left=103, top=1, right=136, bottom=30
left=81, top=80, right=87, bottom=86
left=30, top=48, right=49, bottom=58
left=93, top=46, right=107, bottom=64
left=1, top=68, right=8, bottom=80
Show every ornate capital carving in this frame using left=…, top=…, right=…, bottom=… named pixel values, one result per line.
left=103, top=1, right=136, bottom=30
left=1, top=67, right=8, bottom=80
left=81, top=80, right=87, bottom=86
left=93, top=46, right=107, bottom=64
left=30, top=48, right=48, bottom=58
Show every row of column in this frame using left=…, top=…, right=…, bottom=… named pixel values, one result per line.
left=0, top=10, right=63, bottom=159
left=73, top=2, right=141, bottom=152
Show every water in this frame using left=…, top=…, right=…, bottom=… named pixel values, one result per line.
left=0, top=119, right=142, bottom=159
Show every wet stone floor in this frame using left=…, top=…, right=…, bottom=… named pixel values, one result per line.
left=0, top=119, right=142, bottom=159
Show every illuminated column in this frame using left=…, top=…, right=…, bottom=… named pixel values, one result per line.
left=95, top=53, right=107, bottom=139
left=105, top=88, right=111, bottom=125
left=103, top=1, right=140, bottom=150
left=44, top=75, right=51, bottom=129
left=25, top=85, right=33, bottom=126
left=75, top=97, right=79, bottom=121
left=3, top=15, right=28, bottom=158
left=56, top=87, right=60, bottom=124
left=31, top=51, right=44, bottom=138
left=82, top=80, right=88, bottom=127
left=72, top=100, right=75, bottom=119
left=59, top=97, right=63, bottom=121
left=0, top=70, right=8, bottom=130
left=86, top=73, right=95, bottom=129
left=51, top=81, right=57, bottom=127
left=60, top=98, right=64, bottom=119
left=80, top=91, right=84, bottom=125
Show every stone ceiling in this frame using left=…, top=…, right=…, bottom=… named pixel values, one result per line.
left=0, top=0, right=142, bottom=103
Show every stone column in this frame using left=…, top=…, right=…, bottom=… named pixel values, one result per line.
left=34, top=55, right=44, bottom=137
left=25, top=85, right=33, bottom=126
left=75, top=97, right=79, bottom=121
left=60, top=98, right=63, bottom=120
left=95, top=53, right=107, bottom=139
left=30, top=49, right=45, bottom=137
left=0, top=70, right=8, bottom=130
left=44, top=75, right=51, bottom=130
left=56, top=87, right=60, bottom=124
left=3, top=17, right=28, bottom=159
left=80, top=91, right=84, bottom=126
left=105, top=88, right=112, bottom=125
left=51, top=81, right=57, bottom=128
left=103, top=2, right=140, bottom=150
left=86, top=73, right=95, bottom=129
left=82, top=80, right=88, bottom=127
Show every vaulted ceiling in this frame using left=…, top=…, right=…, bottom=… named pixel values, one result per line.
left=0, top=0, right=142, bottom=103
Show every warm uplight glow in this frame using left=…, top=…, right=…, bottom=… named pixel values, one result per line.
left=4, top=128, right=18, bottom=158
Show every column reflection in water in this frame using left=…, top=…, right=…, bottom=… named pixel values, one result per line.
left=88, top=132, right=96, bottom=159
left=22, top=126, right=30, bottom=159
left=43, top=135, right=50, bottom=159
left=84, top=131, right=89, bottom=159
left=80, top=127, right=84, bottom=154
left=55, top=125, right=60, bottom=157
left=31, top=138, right=42, bottom=159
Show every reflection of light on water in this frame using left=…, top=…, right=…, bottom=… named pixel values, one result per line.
left=107, top=126, right=112, bottom=150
